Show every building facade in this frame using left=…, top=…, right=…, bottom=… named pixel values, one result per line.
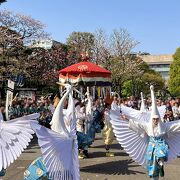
left=30, top=39, right=63, bottom=50
left=30, top=39, right=53, bottom=49
left=141, top=54, right=173, bottom=80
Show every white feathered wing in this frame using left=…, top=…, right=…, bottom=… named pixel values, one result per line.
left=110, top=110, right=149, bottom=167
left=31, top=85, right=80, bottom=180
left=0, top=113, right=40, bottom=171
left=163, top=119, right=180, bottom=163
left=120, top=104, right=166, bottom=123
left=120, top=105, right=151, bottom=122
left=67, top=92, right=80, bottom=180
left=30, top=122, right=73, bottom=179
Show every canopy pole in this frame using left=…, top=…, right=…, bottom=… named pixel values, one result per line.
left=93, top=86, right=95, bottom=100
left=80, top=86, right=83, bottom=100
left=110, top=86, right=112, bottom=98
left=102, top=87, right=105, bottom=98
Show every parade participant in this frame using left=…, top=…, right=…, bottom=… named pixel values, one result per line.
left=87, top=99, right=102, bottom=142
left=0, top=102, right=6, bottom=121
left=75, top=99, right=92, bottom=159
left=75, top=100, right=86, bottom=133
left=172, top=102, right=180, bottom=120
left=110, top=85, right=180, bottom=180
left=25, top=84, right=80, bottom=180
left=102, top=103, right=115, bottom=157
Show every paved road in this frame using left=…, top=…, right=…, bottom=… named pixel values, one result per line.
left=3, top=134, right=180, bottom=180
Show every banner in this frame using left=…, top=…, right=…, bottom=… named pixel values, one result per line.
left=5, top=80, right=15, bottom=120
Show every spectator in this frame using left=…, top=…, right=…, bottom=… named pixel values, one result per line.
left=172, top=103, right=180, bottom=120
left=0, top=102, right=6, bottom=121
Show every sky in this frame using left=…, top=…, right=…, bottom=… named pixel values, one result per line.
left=1, top=0, right=180, bottom=55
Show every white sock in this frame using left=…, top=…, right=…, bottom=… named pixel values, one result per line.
left=159, top=160, right=164, bottom=166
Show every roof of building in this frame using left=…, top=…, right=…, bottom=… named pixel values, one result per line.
left=140, top=54, right=173, bottom=65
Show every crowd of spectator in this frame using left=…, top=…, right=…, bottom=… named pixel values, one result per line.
left=119, top=96, right=180, bottom=121
left=0, top=95, right=180, bottom=126
left=0, top=96, right=55, bottom=128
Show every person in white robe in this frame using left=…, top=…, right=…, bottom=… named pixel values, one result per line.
left=75, top=101, right=86, bottom=133
left=110, top=85, right=180, bottom=180
left=75, top=100, right=92, bottom=159
left=0, top=102, right=5, bottom=122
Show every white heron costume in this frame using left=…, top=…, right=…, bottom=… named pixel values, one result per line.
left=0, top=113, right=40, bottom=176
left=110, top=85, right=180, bottom=179
left=27, top=84, right=80, bottom=180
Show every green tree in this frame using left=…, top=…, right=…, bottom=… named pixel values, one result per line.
left=168, top=47, right=180, bottom=97
left=122, top=62, right=165, bottom=98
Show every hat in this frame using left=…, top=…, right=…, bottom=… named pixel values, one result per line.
left=150, top=86, right=160, bottom=117
left=152, top=114, right=160, bottom=119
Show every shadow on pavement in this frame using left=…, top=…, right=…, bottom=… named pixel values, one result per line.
left=89, top=151, right=128, bottom=158
left=90, top=143, right=123, bottom=150
left=23, top=150, right=38, bottom=153
left=81, top=159, right=146, bottom=175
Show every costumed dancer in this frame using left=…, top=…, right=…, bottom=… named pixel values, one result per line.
left=25, top=83, right=80, bottom=180
left=110, top=85, right=180, bottom=180
left=0, top=102, right=6, bottom=121
left=75, top=100, right=86, bottom=133
left=87, top=99, right=102, bottom=143
left=75, top=99, right=92, bottom=159
left=102, top=102, right=115, bottom=157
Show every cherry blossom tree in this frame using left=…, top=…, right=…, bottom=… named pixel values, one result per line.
left=93, top=28, right=111, bottom=68
left=0, top=10, right=49, bottom=98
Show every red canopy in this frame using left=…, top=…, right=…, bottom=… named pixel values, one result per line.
left=59, top=61, right=111, bottom=76
left=59, top=61, right=111, bottom=86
